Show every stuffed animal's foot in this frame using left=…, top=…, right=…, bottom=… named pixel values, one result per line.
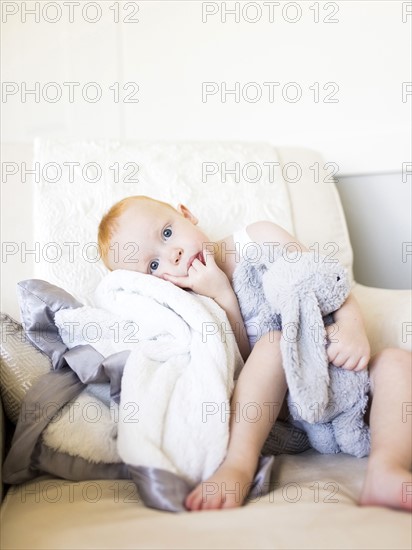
left=300, top=420, right=340, bottom=454
left=359, top=457, right=412, bottom=512
left=333, top=424, right=370, bottom=458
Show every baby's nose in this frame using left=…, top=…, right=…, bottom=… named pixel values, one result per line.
left=171, top=248, right=183, bottom=264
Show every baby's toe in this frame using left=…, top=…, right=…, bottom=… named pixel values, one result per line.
left=201, top=492, right=224, bottom=510
left=185, top=487, right=201, bottom=511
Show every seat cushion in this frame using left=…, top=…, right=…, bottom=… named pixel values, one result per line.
left=1, top=450, right=411, bottom=550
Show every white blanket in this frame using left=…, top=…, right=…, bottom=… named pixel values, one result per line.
left=54, top=269, right=243, bottom=485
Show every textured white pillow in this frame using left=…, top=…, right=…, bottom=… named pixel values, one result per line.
left=33, top=139, right=293, bottom=305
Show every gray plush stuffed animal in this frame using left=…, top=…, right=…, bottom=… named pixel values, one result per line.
left=232, top=250, right=370, bottom=458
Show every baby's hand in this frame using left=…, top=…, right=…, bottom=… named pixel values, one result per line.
left=163, top=248, right=232, bottom=301
left=326, top=322, right=370, bottom=372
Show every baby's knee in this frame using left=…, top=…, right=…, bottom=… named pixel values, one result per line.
left=368, top=348, right=411, bottom=392
left=371, top=347, right=411, bottom=369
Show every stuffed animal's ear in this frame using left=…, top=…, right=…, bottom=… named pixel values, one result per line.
left=280, top=291, right=330, bottom=424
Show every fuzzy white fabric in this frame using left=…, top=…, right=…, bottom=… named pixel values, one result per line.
left=42, top=392, right=121, bottom=464
left=54, top=269, right=243, bottom=485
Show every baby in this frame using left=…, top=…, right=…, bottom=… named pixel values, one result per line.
left=98, top=194, right=412, bottom=513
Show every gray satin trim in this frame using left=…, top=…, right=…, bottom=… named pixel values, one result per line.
left=128, top=465, right=193, bottom=512
left=128, top=455, right=275, bottom=513
left=35, top=442, right=131, bottom=482
left=247, top=454, right=275, bottom=501
left=62, top=345, right=107, bottom=382
left=62, top=346, right=129, bottom=403
left=17, top=279, right=82, bottom=370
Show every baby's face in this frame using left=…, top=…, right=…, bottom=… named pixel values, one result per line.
left=108, top=200, right=209, bottom=279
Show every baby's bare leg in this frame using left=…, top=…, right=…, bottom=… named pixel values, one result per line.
left=360, top=348, right=412, bottom=511
left=185, top=330, right=287, bottom=511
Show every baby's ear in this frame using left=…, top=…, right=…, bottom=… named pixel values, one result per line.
left=177, top=203, right=198, bottom=225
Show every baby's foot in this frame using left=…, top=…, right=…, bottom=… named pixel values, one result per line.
left=359, top=457, right=412, bottom=512
left=185, top=462, right=255, bottom=511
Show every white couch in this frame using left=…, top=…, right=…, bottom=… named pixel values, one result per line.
left=1, top=141, right=411, bottom=550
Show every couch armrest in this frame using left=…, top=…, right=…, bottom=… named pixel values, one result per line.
left=351, top=282, right=412, bottom=356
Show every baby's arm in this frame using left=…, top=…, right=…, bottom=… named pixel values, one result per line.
left=326, top=293, right=370, bottom=371
left=213, top=286, right=251, bottom=361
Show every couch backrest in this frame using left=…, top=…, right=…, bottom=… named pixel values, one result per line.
left=1, top=140, right=354, bottom=316
left=278, top=146, right=354, bottom=278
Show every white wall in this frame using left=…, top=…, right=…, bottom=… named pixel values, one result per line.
left=1, top=0, right=411, bottom=310
left=2, top=1, right=410, bottom=172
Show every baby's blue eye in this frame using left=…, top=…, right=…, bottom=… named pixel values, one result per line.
left=150, top=260, right=159, bottom=272
left=163, top=227, right=172, bottom=239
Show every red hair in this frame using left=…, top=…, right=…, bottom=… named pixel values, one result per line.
left=97, top=195, right=174, bottom=270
